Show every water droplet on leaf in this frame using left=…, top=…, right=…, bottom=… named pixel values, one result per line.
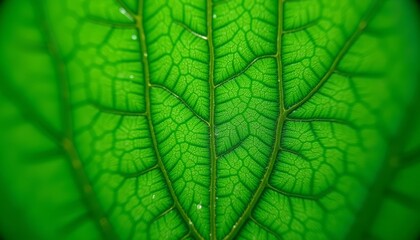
left=119, top=7, right=133, bottom=21
left=119, top=8, right=127, bottom=14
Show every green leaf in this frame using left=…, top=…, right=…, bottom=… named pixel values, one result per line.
left=1, top=0, right=420, bottom=239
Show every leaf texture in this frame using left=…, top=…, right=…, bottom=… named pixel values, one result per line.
left=0, top=0, right=420, bottom=239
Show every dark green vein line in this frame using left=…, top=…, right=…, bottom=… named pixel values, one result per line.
left=282, top=18, right=319, bottom=34
left=207, top=0, right=217, bottom=239
left=119, top=164, right=159, bottom=179
left=87, top=17, right=136, bottom=29
left=334, top=69, right=384, bottom=79
left=150, top=84, right=210, bottom=125
left=180, top=233, right=192, bottom=240
left=91, top=101, right=148, bottom=116
left=286, top=5, right=375, bottom=114
left=401, top=147, right=420, bottom=168
left=35, top=2, right=118, bottom=239
left=224, top=0, right=285, bottom=239
left=286, top=117, right=358, bottom=130
left=152, top=205, right=176, bottom=222
left=62, top=140, right=117, bottom=239
left=267, top=183, right=334, bottom=201
left=214, top=54, right=277, bottom=89
left=217, top=136, right=249, bottom=159
left=0, top=79, right=61, bottom=143
left=29, top=149, right=65, bottom=163
left=135, top=1, right=202, bottom=239
left=387, top=188, right=420, bottom=208
left=174, top=21, right=208, bottom=40
left=59, top=211, right=90, bottom=236
left=249, top=216, right=281, bottom=239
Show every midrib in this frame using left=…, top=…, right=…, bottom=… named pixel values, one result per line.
left=207, top=0, right=217, bottom=239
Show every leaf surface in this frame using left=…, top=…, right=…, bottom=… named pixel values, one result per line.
left=0, top=0, right=420, bottom=239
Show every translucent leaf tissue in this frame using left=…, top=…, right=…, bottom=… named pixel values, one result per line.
left=0, top=0, right=420, bottom=239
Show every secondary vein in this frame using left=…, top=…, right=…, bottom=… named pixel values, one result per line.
left=226, top=0, right=383, bottom=238
left=135, top=0, right=202, bottom=239
left=33, top=1, right=118, bottom=239
left=224, top=0, right=285, bottom=238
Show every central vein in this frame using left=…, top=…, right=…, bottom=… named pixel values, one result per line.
left=207, top=0, right=217, bottom=239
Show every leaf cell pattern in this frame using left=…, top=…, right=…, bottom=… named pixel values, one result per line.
left=0, top=0, right=420, bottom=240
